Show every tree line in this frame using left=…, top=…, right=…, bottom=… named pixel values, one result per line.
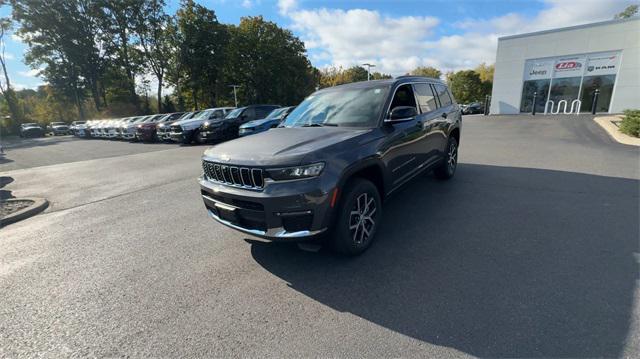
left=1, top=0, right=320, bottom=131
left=0, top=0, right=495, bottom=134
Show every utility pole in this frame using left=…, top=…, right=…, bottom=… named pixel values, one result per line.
left=362, top=63, right=376, bottom=81
left=229, top=85, right=241, bottom=107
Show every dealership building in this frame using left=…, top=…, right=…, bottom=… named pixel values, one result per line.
left=490, top=18, right=639, bottom=115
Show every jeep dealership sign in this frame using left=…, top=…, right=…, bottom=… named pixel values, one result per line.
left=523, top=59, right=554, bottom=81
left=523, top=51, right=621, bottom=80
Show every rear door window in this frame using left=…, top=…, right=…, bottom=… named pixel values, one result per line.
left=243, top=107, right=256, bottom=120
left=413, top=83, right=438, bottom=113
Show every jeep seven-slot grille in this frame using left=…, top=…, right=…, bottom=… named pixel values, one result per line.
left=203, top=161, right=264, bottom=189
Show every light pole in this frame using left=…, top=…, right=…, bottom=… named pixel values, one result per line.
left=229, top=85, right=241, bottom=107
left=362, top=63, right=376, bottom=81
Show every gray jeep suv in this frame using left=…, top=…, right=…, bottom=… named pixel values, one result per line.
left=199, top=77, right=461, bottom=255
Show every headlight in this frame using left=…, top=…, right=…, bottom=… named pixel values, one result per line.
left=267, top=163, right=325, bottom=180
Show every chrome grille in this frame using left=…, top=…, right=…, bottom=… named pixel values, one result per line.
left=203, top=161, right=264, bottom=189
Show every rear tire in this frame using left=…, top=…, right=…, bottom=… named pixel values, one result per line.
left=329, top=178, right=382, bottom=256
left=434, top=137, right=458, bottom=180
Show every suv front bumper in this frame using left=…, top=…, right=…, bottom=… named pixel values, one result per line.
left=199, top=176, right=333, bottom=241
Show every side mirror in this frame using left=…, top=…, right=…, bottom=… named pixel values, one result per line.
left=387, top=106, right=417, bottom=122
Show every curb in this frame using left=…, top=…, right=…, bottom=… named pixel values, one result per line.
left=0, top=198, right=49, bottom=228
left=594, top=116, right=640, bottom=146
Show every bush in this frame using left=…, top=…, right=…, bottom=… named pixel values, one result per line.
left=619, top=109, right=640, bottom=138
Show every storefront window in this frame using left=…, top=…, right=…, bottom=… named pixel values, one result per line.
left=579, top=75, right=616, bottom=113
left=519, top=51, right=621, bottom=114
left=520, top=79, right=550, bottom=113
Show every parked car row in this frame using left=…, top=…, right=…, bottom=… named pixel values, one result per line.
left=460, top=102, right=484, bottom=115
left=19, top=121, right=72, bottom=137
left=73, top=104, right=294, bottom=144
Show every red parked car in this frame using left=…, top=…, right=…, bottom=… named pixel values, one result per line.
left=136, top=112, right=185, bottom=142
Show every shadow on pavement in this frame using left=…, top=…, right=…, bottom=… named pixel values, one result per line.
left=1, top=135, right=77, bottom=150
left=251, top=164, right=639, bottom=358
left=0, top=176, right=15, bottom=200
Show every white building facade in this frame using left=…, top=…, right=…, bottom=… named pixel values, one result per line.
left=490, top=18, right=640, bottom=115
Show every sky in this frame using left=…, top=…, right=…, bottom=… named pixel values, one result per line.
left=0, top=0, right=636, bottom=90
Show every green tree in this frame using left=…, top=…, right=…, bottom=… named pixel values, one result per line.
left=474, top=63, right=494, bottom=83
left=447, top=70, right=485, bottom=104
left=410, top=66, right=442, bottom=79
left=614, top=5, right=638, bottom=19
left=98, top=0, right=145, bottom=111
left=173, top=0, right=228, bottom=109
left=224, top=16, right=316, bottom=105
left=135, top=0, right=173, bottom=113
left=319, top=65, right=391, bottom=88
left=13, top=0, right=106, bottom=120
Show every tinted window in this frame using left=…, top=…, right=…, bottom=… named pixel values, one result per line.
left=434, top=84, right=453, bottom=107
left=390, top=84, right=417, bottom=110
left=413, top=83, right=438, bottom=113
left=243, top=107, right=255, bottom=120
left=211, top=110, right=225, bottom=119
left=256, top=107, right=276, bottom=118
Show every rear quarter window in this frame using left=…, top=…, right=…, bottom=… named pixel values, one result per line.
left=434, top=84, right=454, bottom=107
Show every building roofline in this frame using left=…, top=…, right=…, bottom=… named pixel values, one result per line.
left=498, top=17, right=639, bottom=41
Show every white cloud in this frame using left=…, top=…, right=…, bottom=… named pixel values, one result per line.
left=278, top=0, right=297, bottom=15
left=18, top=68, right=42, bottom=78
left=241, top=0, right=253, bottom=9
left=3, top=52, right=14, bottom=60
left=283, top=0, right=636, bottom=75
left=287, top=8, right=439, bottom=74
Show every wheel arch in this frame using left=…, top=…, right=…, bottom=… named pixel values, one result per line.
left=337, top=158, right=387, bottom=200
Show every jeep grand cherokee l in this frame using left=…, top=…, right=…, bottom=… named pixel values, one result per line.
left=199, top=77, right=461, bottom=255
left=199, top=105, right=280, bottom=142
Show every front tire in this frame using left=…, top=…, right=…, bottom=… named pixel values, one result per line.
left=330, top=178, right=382, bottom=255
left=194, top=130, right=206, bottom=144
left=434, top=136, right=458, bottom=180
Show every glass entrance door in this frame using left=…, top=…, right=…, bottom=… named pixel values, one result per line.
left=579, top=75, right=616, bottom=113
left=548, top=77, right=581, bottom=113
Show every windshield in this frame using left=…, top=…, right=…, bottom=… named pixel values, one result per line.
left=281, top=86, right=390, bottom=127
left=51, top=122, right=65, bottom=125
left=225, top=108, right=244, bottom=119
left=265, top=107, right=287, bottom=119
left=192, top=109, right=212, bottom=120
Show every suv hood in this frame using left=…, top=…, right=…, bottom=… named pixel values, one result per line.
left=241, top=118, right=276, bottom=128
left=203, top=127, right=371, bottom=166
left=173, top=117, right=206, bottom=128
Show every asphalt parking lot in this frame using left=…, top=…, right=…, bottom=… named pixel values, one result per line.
left=1, top=115, right=638, bottom=357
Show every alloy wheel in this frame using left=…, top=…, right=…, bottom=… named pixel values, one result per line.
left=349, top=192, right=377, bottom=244
left=447, top=141, right=458, bottom=173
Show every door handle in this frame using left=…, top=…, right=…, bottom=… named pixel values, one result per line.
left=441, top=112, right=448, bottom=119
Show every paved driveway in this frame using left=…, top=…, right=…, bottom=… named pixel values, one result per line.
left=1, top=116, right=638, bottom=357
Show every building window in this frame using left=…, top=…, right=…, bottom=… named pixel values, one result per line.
left=579, top=75, right=616, bottom=113
left=520, top=79, right=550, bottom=113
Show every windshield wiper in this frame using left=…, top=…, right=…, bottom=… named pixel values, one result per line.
left=301, top=123, right=338, bottom=127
